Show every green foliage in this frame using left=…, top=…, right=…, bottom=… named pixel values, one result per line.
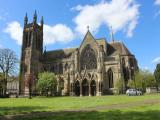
left=37, top=72, right=57, bottom=96
left=127, top=71, right=143, bottom=89
left=127, top=79, right=135, bottom=89
left=141, top=70, right=156, bottom=88
left=154, top=63, right=160, bottom=86
left=127, top=70, right=156, bottom=90
left=135, top=71, right=143, bottom=89
left=115, top=78, right=123, bottom=94
left=145, top=73, right=156, bottom=87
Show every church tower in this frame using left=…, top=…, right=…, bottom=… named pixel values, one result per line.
left=19, top=11, right=43, bottom=95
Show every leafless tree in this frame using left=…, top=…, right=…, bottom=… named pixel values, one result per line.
left=0, top=48, right=18, bottom=96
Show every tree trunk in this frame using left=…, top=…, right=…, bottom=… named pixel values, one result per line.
left=2, top=78, right=7, bottom=96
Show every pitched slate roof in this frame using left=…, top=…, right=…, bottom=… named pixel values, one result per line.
left=107, top=41, right=132, bottom=56
left=43, top=48, right=77, bottom=61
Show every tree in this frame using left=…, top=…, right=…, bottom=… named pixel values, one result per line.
left=0, top=48, right=18, bottom=96
left=134, top=71, right=143, bottom=89
left=127, top=79, right=135, bottom=89
left=144, top=73, right=156, bottom=88
left=115, top=78, right=123, bottom=94
left=37, top=72, right=57, bottom=96
left=0, top=73, right=4, bottom=95
left=127, top=71, right=143, bottom=90
left=154, top=63, right=160, bottom=87
left=127, top=70, right=156, bottom=91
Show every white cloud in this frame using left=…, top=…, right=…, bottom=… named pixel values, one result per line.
left=154, top=0, right=160, bottom=17
left=155, top=0, right=160, bottom=5
left=43, top=24, right=74, bottom=45
left=4, top=21, right=74, bottom=45
left=152, top=57, right=160, bottom=63
left=73, top=0, right=140, bottom=37
left=4, top=21, right=23, bottom=45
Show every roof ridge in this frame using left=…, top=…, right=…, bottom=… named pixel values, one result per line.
left=46, top=47, right=77, bottom=52
left=121, top=42, right=132, bottom=55
left=109, top=41, right=132, bottom=56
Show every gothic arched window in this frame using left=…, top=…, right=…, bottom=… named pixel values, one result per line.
left=65, top=63, right=68, bottom=71
left=129, top=58, right=134, bottom=68
left=108, top=69, right=113, bottom=88
left=80, top=44, right=97, bottom=70
left=59, top=63, right=63, bottom=74
left=122, top=58, right=125, bottom=67
left=28, top=31, right=32, bottom=47
left=36, top=33, right=38, bottom=50
left=122, top=57, right=127, bottom=81
left=50, top=65, right=55, bottom=72
left=25, top=32, right=28, bottom=48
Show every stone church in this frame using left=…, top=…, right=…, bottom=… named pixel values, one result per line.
left=19, top=12, right=138, bottom=96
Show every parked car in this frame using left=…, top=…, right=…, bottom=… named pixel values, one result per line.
left=126, top=89, right=142, bottom=96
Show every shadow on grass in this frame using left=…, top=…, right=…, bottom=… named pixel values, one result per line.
left=0, top=106, right=46, bottom=116
left=1, top=110, right=160, bottom=120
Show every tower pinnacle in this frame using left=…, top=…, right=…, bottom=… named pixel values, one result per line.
left=41, top=16, right=44, bottom=27
left=87, top=25, right=90, bottom=31
left=24, top=13, right=28, bottom=26
left=33, top=10, right=37, bottom=23
left=110, top=26, right=114, bottom=42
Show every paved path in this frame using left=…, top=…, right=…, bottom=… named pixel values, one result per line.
left=1, top=99, right=160, bottom=120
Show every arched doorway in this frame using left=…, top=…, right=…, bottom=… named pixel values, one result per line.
left=75, top=81, right=80, bottom=96
left=82, top=79, right=89, bottom=96
left=108, top=69, right=113, bottom=88
left=91, top=80, right=96, bottom=96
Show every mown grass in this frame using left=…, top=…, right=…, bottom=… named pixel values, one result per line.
left=13, top=103, right=160, bottom=120
left=18, top=110, right=160, bottom=120
left=0, top=94, right=160, bottom=120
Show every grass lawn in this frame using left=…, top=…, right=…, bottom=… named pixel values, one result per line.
left=0, top=94, right=160, bottom=120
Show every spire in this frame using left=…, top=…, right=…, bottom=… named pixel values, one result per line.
left=24, top=13, right=28, bottom=26
left=33, top=10, right=37, bottom=24
left=87, top=25, right=90, bottom=31
left=44, top=46, right=46, bottom=53
left=41, top=16, right=44, bottom=27
left=110, top=26, right=114, bottom=42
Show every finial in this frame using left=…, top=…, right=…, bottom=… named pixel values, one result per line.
left=110, top=26, right=114, bottom=42
left=41, top=16, right=44, bottom=26
left=33, top=10, right=37, bottom=23
left=87, top=25, right=89, bottom=31
left=44, top=46, right=46, bottom=53
left=24, top=13, right=28, bottom=26
left=24, top=13, right=28, bottom=20
left=34, top=10, right=37, bottom=17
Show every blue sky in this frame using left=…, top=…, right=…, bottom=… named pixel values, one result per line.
left=0, top=0, right=160, bottom=72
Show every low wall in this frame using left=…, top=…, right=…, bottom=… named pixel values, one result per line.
left=146, top=87, right=157, bottom=94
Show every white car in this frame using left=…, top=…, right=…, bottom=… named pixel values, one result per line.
left=126, top=89, right=142, bottom=96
